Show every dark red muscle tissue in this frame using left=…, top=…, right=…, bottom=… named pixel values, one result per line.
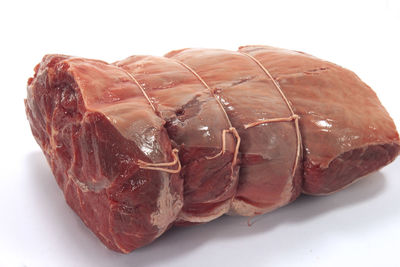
left=25, top=46, right=400, bottom=253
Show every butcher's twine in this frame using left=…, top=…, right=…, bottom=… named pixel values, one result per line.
left=174, top=60, right=241, bottom=169
left=117, top=65, right=182, bottom=174
left=240, top=51, right=302, bottom=178
left=137, top=148, right=181, bottom=174
left=115, top=54, right=301, bottom=178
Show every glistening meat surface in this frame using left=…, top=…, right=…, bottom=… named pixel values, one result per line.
left=239, top=45, right=400, bottom=195
left=25, top=55, right=183, bottom=252
left=166, top=48, right=302, bottom=216
left=115, top=55, right=239, bottom=224
left=25, top=47, right=400, bottom=253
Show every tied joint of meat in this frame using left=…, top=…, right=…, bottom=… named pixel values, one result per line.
left=25, top=45, right=400, bottom=253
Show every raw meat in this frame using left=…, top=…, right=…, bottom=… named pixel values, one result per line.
left=114, top=55, right=239, bottom=224
left=238, top=45, right=400, bottom=194
left=166, top=49, right=302, bottom=216
left=25, top=47, right=400, bottom=253
left=25, top=55, right=183, bottom=253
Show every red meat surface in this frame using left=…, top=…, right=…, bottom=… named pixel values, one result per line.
left=25, top=47, right=400, bottom=253
left=238, top=45, right=400, bottom=195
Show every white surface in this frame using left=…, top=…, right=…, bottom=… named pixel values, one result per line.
left=0, top=0, right=399, bottom=266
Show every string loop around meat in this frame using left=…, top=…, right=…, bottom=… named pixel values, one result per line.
left=137, top=148, right=181, bottom=174
left=174, top=60, right=241, bottom=168
left=205, top=129, right=231, bottom=160
left=120, top=68, right=157, bottom=112
left=240, top=52, right=302, bottom=178
left=244, top=114, right=300, bottom=129
left=229, top=127, right=241, bottom=166
left=206, top=127, right=241, bottom=167
left=118, top=66, right=182, bottom=174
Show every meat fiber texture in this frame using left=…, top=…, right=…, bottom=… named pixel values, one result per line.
left=25, top=46, right=400, bottom=253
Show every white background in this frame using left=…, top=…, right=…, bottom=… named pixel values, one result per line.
left=0, top=0, right=399, bottom=266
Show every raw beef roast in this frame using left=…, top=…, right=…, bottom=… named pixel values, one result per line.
left=165, top=48, right=303, bottom=216
left=25, top=55, right=183, bottom=253
left=238, top=45, right=400, bottom=195
left=114, top=55, right=239, bottom=224
left=25, top=46, right=400, bottom=253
